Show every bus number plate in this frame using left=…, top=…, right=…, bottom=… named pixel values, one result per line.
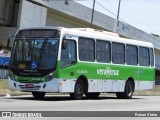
left=25, top=84, right=34, bottom=88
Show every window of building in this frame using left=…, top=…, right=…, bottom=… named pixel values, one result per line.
left=139, top=47, right=150, bottom=66
left=126, top=45, right=138, bottom=65
left=61, top=40, right=77, bottom=68
left=96, top=40, right=111, bottom=63
left=112, top=42, right=125, bottom=64
left=78, top=37, right=95, bottom=62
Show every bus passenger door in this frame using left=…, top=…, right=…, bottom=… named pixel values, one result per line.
left=59, top=39, right=77, bottom=92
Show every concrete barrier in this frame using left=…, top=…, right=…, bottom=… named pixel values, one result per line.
left=0, top=79, right=160, bottom=96
left=134, top=87, right=160, bottom=96
left=0, top=79, right=30, bottom=96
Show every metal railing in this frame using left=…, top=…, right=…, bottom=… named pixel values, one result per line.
left=0, top=62, right=9, bottom=79
left=0, top=69, right=8, bottom=79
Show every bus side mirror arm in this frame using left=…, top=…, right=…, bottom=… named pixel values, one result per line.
left=62, top=40, right=67, bottom=49
left=7, top=35, right=15, bottom=48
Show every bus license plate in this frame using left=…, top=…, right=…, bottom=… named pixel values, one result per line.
left=25, top=84, right=34, bottom=88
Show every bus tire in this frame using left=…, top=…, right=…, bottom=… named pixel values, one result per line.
left=85, top=92, right=100, bottom=99
left=70, top=80, right=84, bottom=100
left=32, top=92, right=46, bottom=100
left=116, top=80, right=134, bottom=99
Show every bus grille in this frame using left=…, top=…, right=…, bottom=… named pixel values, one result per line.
left=19, top=85, right=41, bottom=90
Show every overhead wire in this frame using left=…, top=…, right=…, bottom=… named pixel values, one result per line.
left=95, top=0, right=129, bottom=25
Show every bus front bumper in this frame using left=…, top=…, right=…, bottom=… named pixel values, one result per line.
left=8, top=77, right=76, bottom=93
left=8, top=77, right=60, bottom=92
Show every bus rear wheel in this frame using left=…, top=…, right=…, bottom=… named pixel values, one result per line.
left=116, top=81, right=134, bottom=99
left=70, top=80, right=84, bottom=100
left=85, top=92, right=100, bottom=99
left=32, top=92, right=46, bottom=100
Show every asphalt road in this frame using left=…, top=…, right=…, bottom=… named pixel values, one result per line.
left=1, top=94, right=160, bottom=111
left=0, top=94, right=160, bottom=119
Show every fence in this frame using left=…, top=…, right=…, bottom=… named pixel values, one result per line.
left=0, top=69, right=8, bottom=79
left=0, top=56, right=10, bottom=79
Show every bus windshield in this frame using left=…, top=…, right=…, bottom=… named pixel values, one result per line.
left=10, top=38, right=59, bottom=70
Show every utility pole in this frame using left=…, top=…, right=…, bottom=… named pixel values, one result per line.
left=116, top=0, right=121, bottom=27
left=114, top=0, right=121, bottom=32
left=91, top=0, right=95, bottom=28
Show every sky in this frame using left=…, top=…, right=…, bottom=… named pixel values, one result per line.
left=76, top=0, right=160, bottom=35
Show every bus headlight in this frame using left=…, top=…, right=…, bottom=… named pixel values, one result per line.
left=46, top=72, right=54, bottom=81
left=9, top=69, right=15, bottom=81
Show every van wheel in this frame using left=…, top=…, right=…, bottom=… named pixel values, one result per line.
left=32, top=92, right=46, bottom=100
left=70, top=80, right=84, bottom=100
left=116, top=81, right=134, bottom=99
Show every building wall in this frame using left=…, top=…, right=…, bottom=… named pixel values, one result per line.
left=18, top=0, right=47, bottom=28
left=118, top=22, right=160, bottom=50
left=0, top=0, right=14, bottom=26
left=46, top=9, right=87, bottom=27
left=0, top=27, right=18, bottom=47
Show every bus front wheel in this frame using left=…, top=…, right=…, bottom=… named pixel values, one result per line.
left=70, top=80, right=84, bottom=100
left=116, top=81, right=134, bottom=99
left=32, top=92, right=46, bottom=100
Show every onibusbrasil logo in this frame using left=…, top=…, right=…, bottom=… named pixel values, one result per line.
left=97, top=67, right=119, bottom=77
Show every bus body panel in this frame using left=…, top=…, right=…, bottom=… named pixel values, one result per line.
left=7, top=27, right=155, bottom=96
left=8, top=77, right=154, bottom=93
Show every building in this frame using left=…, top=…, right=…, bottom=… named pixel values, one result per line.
left=0, top=0, right=160, bottom=83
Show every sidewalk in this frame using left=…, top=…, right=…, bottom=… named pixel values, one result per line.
left=0, top=79, right=30, bottom=96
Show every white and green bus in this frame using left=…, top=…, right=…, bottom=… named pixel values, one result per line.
left=7, top=27, right=155, bottom=99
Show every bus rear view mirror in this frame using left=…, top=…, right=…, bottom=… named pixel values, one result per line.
left=62, top=40, right=67, bottom=49
left=7, top=35, right=15, bottom=48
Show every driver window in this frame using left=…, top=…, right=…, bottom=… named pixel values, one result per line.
left=61, top=40, right=77, bottom=68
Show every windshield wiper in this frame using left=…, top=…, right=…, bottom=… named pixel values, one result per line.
left=39, top=38, right=48, bottom=60
left=22, top=37, right=27, bottom=61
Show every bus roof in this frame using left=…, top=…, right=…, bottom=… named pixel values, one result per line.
left=70, top=28, right=120, bottom=37
left=17, top=27, right=154, bottom=48
left=62, top=28, right=153, bottom=48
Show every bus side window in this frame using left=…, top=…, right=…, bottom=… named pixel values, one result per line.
left=78, top=37, right=95, bottom=62
left=126, top=45, right=138, bottom=65
left=139, top=47, right=150, bottom=66
left=150, top=48, right=154, bottom=67
left=112, top=42, right=125, bottom=64
left=96, top=40, right=111, bottom=63
left=61, top=40, right=77, bottom=68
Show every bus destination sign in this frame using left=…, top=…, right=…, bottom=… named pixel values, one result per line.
left=17, top=29, right=57, bottom=37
